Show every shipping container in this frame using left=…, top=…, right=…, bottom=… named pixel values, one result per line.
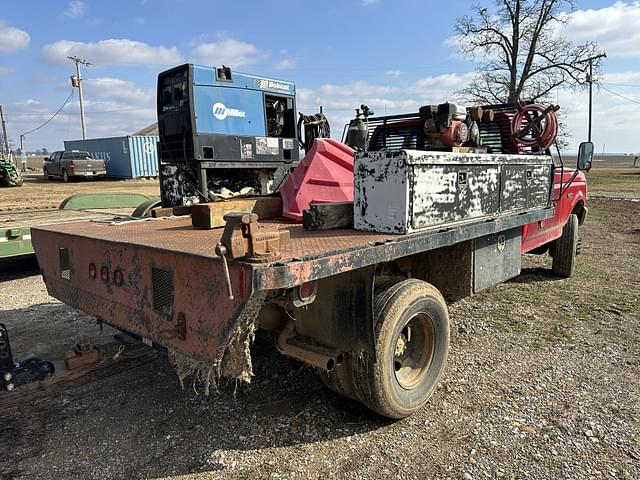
left=64, top=135, right=159, bottom=179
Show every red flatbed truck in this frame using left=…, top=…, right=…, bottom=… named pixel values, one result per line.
left=29, top=146, right=592, bottom=419
left=27, top=63, right=593, bottom=417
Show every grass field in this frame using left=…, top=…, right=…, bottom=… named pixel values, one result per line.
left=586, top=167, right=640, bottom=194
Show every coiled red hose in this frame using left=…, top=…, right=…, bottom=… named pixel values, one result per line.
left=511, top=104, right=559, bottom=150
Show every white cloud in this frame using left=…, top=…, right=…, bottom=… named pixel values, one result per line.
left=318, top=81, right=401, bottom=98
left=564, top=1, right=640, bottom=57
left=41, top=39, right=182, bottom=67
left=445, top=2, right=640, bottom=60
left=556, top=78, right=640, bottom=153
left=8, top=93, right=156, bottom=148
left=603, top=71, right=640, bottom=84
left=0, top=21, right=30, bottom=54
left=274, top=57, right=297, bottom=70
left=386, top=70, right=404, bottom=78
left=295, top=71, right=639, bottom=152
left=406, top=73, right=474, bottom=97
left=16, top=99, right=41, bottom=107
left=83, top=77, right=154, bottom=104
left=190, top=39, right=266, bottom=68
left=296, top=73, right=474, bottom=137
left=64, top=0, right=86, bottom=18
left=7, top=74, right=157, bottom=149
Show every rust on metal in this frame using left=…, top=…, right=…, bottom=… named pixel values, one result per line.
left=31, top=205, right=552, bottom=374
left=64, top=340, right=152, bottom=370
left=218, top=212, right=290, bottom=262
left=276, top=320, right=343, bottom=371
left=32, top=224, right=255, bottom=366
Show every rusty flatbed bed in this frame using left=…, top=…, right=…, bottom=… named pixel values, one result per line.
left=33, top=207, right=553, bottom=290
left=31, top=204, right=554, bottom=386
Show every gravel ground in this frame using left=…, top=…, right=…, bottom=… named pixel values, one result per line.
left=1, top=195, right=639, bottom=479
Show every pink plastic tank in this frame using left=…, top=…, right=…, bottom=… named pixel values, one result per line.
left=280, top=139, right=355, bottom=221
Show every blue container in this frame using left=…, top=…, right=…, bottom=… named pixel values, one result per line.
left=64, top=135, right=159, bottom=178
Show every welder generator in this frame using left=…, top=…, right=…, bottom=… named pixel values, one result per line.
left=157, top=64, right=300, bottom=207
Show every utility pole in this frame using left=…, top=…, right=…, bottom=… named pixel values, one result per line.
left=582, top=52, right=607, bottom=143
left=67, top=55, right=90, bottom=139
left=19, top=134, right=26, bottom=170
left=0, top=105, right=10, bottom=159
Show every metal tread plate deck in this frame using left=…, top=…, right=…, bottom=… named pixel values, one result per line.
left=32, top=207, right=553, bottom=289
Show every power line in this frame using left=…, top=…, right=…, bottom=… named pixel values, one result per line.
left=20, top=90, right=75, bottom=137
left=7, top=106, right=153, bottom=117
left=600, top=85, right=640, bottom=105
left=601, top=82, right=640, bottom=88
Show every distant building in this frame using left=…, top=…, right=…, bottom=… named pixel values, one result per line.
left=133, top=123, right=159, bottom=136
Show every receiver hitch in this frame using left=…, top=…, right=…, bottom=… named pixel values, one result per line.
left=0, top=323, right=55, bottom=392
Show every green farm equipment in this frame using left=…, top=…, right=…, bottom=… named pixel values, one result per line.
left=0, top=192, right=160, bottom=259
left=0, top=154, right=23, bottom=187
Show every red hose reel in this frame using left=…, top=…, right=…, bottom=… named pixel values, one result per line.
left=511, top=104, right=560, bottom=150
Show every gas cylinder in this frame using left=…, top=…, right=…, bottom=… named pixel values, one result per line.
left=346, top=105, right=373, bottom=151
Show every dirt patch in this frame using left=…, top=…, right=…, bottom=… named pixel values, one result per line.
left=0, top=173, right=160, bottom=211
left=1, top=196, right=638, bottom=479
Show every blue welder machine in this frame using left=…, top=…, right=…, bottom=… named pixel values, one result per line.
left=157, top=64, right=303, bottom=207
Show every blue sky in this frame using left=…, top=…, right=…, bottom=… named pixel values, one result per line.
left=1, top=0, right=639, bottom=153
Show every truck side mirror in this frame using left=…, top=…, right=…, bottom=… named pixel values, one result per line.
left=577, top=142, right=593, bottom=171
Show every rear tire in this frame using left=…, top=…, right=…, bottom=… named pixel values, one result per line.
left=62, top=169, right=70, bottom=183
left=551, top=214, right=579, bottom=277
left=349, top=279, right=449, bottom=418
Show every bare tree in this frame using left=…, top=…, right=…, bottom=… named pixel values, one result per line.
left=455, top=0, right=603, bottom=104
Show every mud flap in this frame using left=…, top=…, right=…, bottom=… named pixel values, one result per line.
left=291, top=266, right=377, bottom=360
left=169, top=291, right=267, bottom=393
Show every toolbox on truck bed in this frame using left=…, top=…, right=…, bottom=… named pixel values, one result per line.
left=354, top=150, right=553, bottom=234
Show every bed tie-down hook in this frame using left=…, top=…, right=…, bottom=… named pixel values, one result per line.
left=215, top=212, right=291, bottom=300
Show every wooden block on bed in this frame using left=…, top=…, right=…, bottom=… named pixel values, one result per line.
left=191, top=196, right=283, bottom=228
